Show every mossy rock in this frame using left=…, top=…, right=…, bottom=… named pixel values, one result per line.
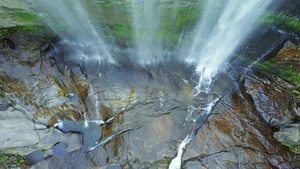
left=282, top=142, right=300, bottom=154
left=0, top=153, right=28, bottom=168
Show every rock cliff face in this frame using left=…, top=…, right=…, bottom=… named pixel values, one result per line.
left=0, top=36, right=83, bottom=157
left=0, top=32, right=299, bottom=168
left=1, top=0, right=300, bottom=169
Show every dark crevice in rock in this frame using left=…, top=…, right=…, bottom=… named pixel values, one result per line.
left=262, top=34, right=288, bottom=61
left=234, top=144, right=266, bottom=154
left=3, top=38, right=15, bottom=50
left=237, top=74, right=275, bottom=132
left=181, top=148, right=233, bottom=166
left=238, top=75, right=255, bottom=106
left=96, top=127, right=138, bottom=148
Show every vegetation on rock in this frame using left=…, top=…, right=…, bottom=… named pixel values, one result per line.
left=263, top=13, right=300, bottom=33
left=256, top=61, right=300, bottom=98
left=0, top=153, right=27, bottom=168
left=282, top=142, right=300, bottom=154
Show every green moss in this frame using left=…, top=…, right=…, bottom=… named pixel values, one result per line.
left=12, top=12, right=42, bottom=23
left=0, top=155, right=9, bottom=164
left=281, top=65, right=300, bottom=86
left=15, top=25, right=45, bottom=33
left=0, top=154, right=27, bottom=168
left=146, top=157, right=170, bottom=168
left=102, top=5, right=204, bottom=46
left=282, top=142, right=300, bottom=154
left=41, top=150, right=47, bottom=155
left=175, top=7, right=201, bottom=32
left=284, top=16, right=300, bottom=33
left=226, top=160, right=239, bottom=164
left=292, top=90, right=300, bottom=99
left=102, top=1, right=114, bottom=8
left=256, top=62, right=300, bottom=98
left=0, top=13, right=49, bottom=37
left=0, top=30, right=3, bottom=38
left=0, top=27, right=12, bottom=38
left=255, top=61, right=276, bottom=73
left=262, top=13, right=300, bottom=33
left=110, top=24, right=133, bottom=39
left=0, top=11, right=50, bottom=37
left=53, top=22, right=67, bottom=28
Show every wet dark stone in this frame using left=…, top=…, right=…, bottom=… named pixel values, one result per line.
left=41, top=43, right=50, bottom=51
left=243, top=75, right=296, bottom=127
left=53, top=142, right=68, bottom=156
left=3, top=38, right=15, bottom=50
left=54, top=120, right=102, bottom=151
left=0, top=98, right=10, bottom=111
left=26, top=151, right=45, bottom=165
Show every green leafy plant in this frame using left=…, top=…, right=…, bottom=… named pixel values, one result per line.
left=0, top=155, right=9, bottom=164
left=17, top=156, right=26, bottom=166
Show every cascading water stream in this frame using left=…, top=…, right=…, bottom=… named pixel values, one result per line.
left=28, top=0, right=114, bottom=64
left=185, top=0, right=273, bottom=94
left=169, top=95, right=224, bottom=169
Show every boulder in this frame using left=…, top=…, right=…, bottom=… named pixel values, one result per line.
left=274, top=124, right=300, bottom=145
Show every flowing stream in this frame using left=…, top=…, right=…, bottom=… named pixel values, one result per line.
left=169, top=95, right=224, bottom=169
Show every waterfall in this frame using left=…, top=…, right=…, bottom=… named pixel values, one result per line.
left=130, top=0, right=163, bottom=65
left=129, top=0, right=182, bottom=65
left=28, top=0, right=274, bottom=91
left=28, top=0, right=114, bottom=63
left=26, top=1, right=277, bottom=167
left=184, top=0, right=273, bottom=93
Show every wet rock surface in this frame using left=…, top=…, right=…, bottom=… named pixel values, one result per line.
left=252, top=40, right=300, bottom=162
left=243, top=75, right=296, bottom=127
left=1, top=35, right=300, bottom=169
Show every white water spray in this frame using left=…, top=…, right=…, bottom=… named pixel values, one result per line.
left=28, top=0, right=114, bottom=63
left=130, top=0, right=163, bottom=65
left=186, top=0, right=273, bottom=93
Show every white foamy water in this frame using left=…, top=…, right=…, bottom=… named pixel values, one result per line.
left=169, top=96, right=222, bottom=169
left=185, top=0, right=273, bottom=93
